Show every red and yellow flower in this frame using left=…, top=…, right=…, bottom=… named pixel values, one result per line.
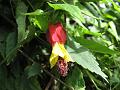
left=47, top=22, right=73, bottom=73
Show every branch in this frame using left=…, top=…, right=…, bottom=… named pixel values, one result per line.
left=18, top=49, right=73, bottom=90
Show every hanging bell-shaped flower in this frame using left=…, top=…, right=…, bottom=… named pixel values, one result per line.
left=47, top=22, right=74, bottom=76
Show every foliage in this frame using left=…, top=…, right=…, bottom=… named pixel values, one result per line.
left=0, top=0, right=120, bottom=90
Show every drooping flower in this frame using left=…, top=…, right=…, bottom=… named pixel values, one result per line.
left=47, top=22, right=73, bottom=75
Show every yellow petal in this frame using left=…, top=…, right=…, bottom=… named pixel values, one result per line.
left=58, top=43, right=74, bottom=62
left=50, top=42, right=63, bottom=68
left=50, top=53, right=58, bottom=68
left=50, top=42, right=74, bottom=68
left=52, top=43, right=65, bottom=57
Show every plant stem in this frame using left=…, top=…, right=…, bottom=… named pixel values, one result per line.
left=18, top=49, right=73, bottom=90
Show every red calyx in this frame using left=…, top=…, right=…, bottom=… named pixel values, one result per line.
left=47, top=22, right=66, bottom=46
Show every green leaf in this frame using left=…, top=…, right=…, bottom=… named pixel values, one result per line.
left=25, top=9, right=48, bottom=31
left=6, top=32, right=17, bottom=57
left=16, top=1, right=28, bottom=43
left=84, top=3, right=99, bottom=17
left=108, top=21, right=120, bottom=41
left=29, top=15, right=48, bottom=31
left=18, top=75, right=42, bottom=90
left=24, top=9, right=44, bottom=15
left=65, top=66, right=85, bottom=90
left=11, top=73, right=42, bottom=90
left=1, top=61, right=42, bottom=90
left=25, top=62, right=41, bottom=78
left=48, top=3, right=85, bottom=23
left=66, top=38, right=107, bottom=81
left=80, top=0, right=101, bottom=2
left=24, top=25, right=36, bottom=43
left=111, top=0, right=120, bottom=13
left=0, top=31, right=18, bottom=64
left=75, top=37, right=117, bottom=54
left=67, top=24, right=102, bottom=37
left=0, top=30, right=8, bottom=58
left=78, top=3, right=101, bottom=20
left=5, top=32, right=17, bottom=64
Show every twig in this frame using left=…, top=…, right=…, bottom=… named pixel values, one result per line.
left=36, top=36, right=49, bottom=45
left=10, top=0, right=15, bottom=18
left=0, top=14, right=16, bottom=28
left=18, top=49, right=35, bottom=63
left=26, top=0, right=34, bottom=10
left=18, top=49, right=73, bottom=90
left=45, top=77, right=53, bottom=90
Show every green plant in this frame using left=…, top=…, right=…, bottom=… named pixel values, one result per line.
left=0, top=0, right=120, bottom=90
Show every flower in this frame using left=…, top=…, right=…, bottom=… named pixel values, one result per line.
left=47, top=22, right=73, bottom=68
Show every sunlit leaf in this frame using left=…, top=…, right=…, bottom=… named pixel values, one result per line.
left=111, top=0, right=120, bottom=12
left=24, top=9, right=44, bottom=15
left=29, top=15, right=48, bottom=31
left=108, top=21, right=120, bottom=41
left=75, top=37, right=117, bottom=54
left=25, top=9, right=48, bottom=31
left=66, top=37, right=107, bottom=81
left=67, top=23, right=102, bottom=37
left=84, top=3, right=99, bottom=17
left=80, top=4, right=100, bottom=20
left=48, top=3, right=85, bottom=23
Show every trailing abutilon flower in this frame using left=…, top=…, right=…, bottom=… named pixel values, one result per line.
left=47, top=22, right=73, bottom=76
